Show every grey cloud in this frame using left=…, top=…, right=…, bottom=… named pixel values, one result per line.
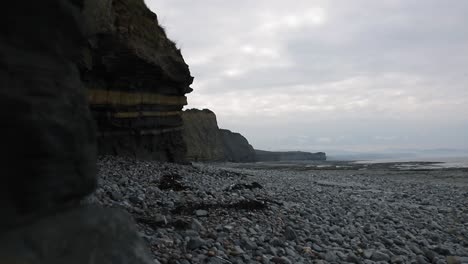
left=147, top=0, right=468, bottom=153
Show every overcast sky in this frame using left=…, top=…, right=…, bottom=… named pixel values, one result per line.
left=146, top=0, right=468, bottom=154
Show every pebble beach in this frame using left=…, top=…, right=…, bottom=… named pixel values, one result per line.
left=89, top=156, right=468, bottom=264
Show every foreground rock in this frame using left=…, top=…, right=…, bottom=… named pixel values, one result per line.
left=0, top=0, right=97, bottom=232
left=0, top=206, right=153, bottom=264
left=93, top=157, right=468, bottom=263
left=0, top=0, right=165, bottom=263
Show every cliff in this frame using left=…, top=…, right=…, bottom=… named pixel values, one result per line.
left=182, top=109, right=256, bottom=162
left=0, top=0, right=154, bottom=262
left=220, top=129, right=256, bottom=162
left=255, top=150, right=327, bottom=161
left=81, top=0, right=193, bottom=162
left=182, top=109, right=225, bottom=161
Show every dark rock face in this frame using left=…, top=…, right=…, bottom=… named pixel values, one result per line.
left=182, top=109, right=256, bottom=162
left=82, top=0, right=193, bottom=162
left=0, top=0, right=97, bottom=231
left=182, top=109, right=225, bottom=161
left=255, top=150, right=327, bottom=161
left=0, top=206, right=153, bottom=264
left=0, top=0, right=159, bottom=262
left=220, top=129, right=256, bottom=162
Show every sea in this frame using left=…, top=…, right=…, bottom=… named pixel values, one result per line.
left=354, top=156, right=468, bottom=169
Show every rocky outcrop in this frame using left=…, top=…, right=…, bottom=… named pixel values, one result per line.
left=0, top=0, right=161, bottom=262
left=0, top=0, right=97, bottom=233
left=255, top=150, right=327, bottom=161
left=81, top=0, right=193, bottom=162
left=0, top=206, right=153, bottom=264
left=182, top=109, right=256, bottom=162
left=182, top=109, right=225, bottom=161
left=221, top=129, right=256, bottom=162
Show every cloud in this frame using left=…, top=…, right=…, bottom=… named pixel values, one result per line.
left=317, top=137, right=333, bottom=144
left=147, top=0, right=468, bottom=152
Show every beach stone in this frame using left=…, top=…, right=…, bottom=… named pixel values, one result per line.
left=391, top=255, right=405, bottom=264
left=154, top=214, right=168, bottom=226
left=346, top=252, right=360, bottom=263
left=231, top=246, right=245, bottom=255
left=195, top=210, right=209, bottom=217
left=363, top=249, right=374, bottom=259
left=271, top=237, right=283, bottom=247
left=416, top=255, right=429, bottom=264
left=447, top=256, right=468, bottom=264
left=241, top=237, right=257, bottom=250
left=324, top=251, right=339, bottom=262
left=187, top=237, right=207, bottom=250
left=110, top=190, right=123, bottom=201
left=434, top=246, right=451, bottom=256
left=284, top=227, right=297, bottom=241
left=191, top=219, right=205, bottom=231
left=271, top=256, right=293, bottom=264
left=371, top=251, right=390, bottom=262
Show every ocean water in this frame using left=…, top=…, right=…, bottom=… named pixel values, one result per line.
left=355, top=156, right=468, bottom=169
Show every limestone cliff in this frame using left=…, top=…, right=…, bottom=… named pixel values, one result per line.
left=255, top=150, right=327, bottom=161
left=81, top=0, right=193, bottom=162
left=182, top=109, right=256, bottom=162
left=182, top=109, right=225, bottom=161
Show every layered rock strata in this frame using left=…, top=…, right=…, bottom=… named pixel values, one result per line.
left=0, top=0, right=166, bottom=262
left=82, top=0, right=193, bottom=162
left=255, top=150, right=327, bottom=161
left=182, top=109, right=256, bottom=162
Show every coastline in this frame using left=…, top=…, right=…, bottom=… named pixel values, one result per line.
left=90, top=156, right=468, bottom=263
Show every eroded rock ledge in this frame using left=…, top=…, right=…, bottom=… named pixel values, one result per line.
left=82, top=0, right=194, bottom=162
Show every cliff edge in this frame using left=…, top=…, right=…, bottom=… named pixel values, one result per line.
left=82, top=0, right=193, bottom=162
left=182, top=109, right=225, bottom=161
left=255, top=150, right=327, bottom=161
left=220, top=129, right=256, bottom=162
left=182, top=109, right=256, bottom=162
